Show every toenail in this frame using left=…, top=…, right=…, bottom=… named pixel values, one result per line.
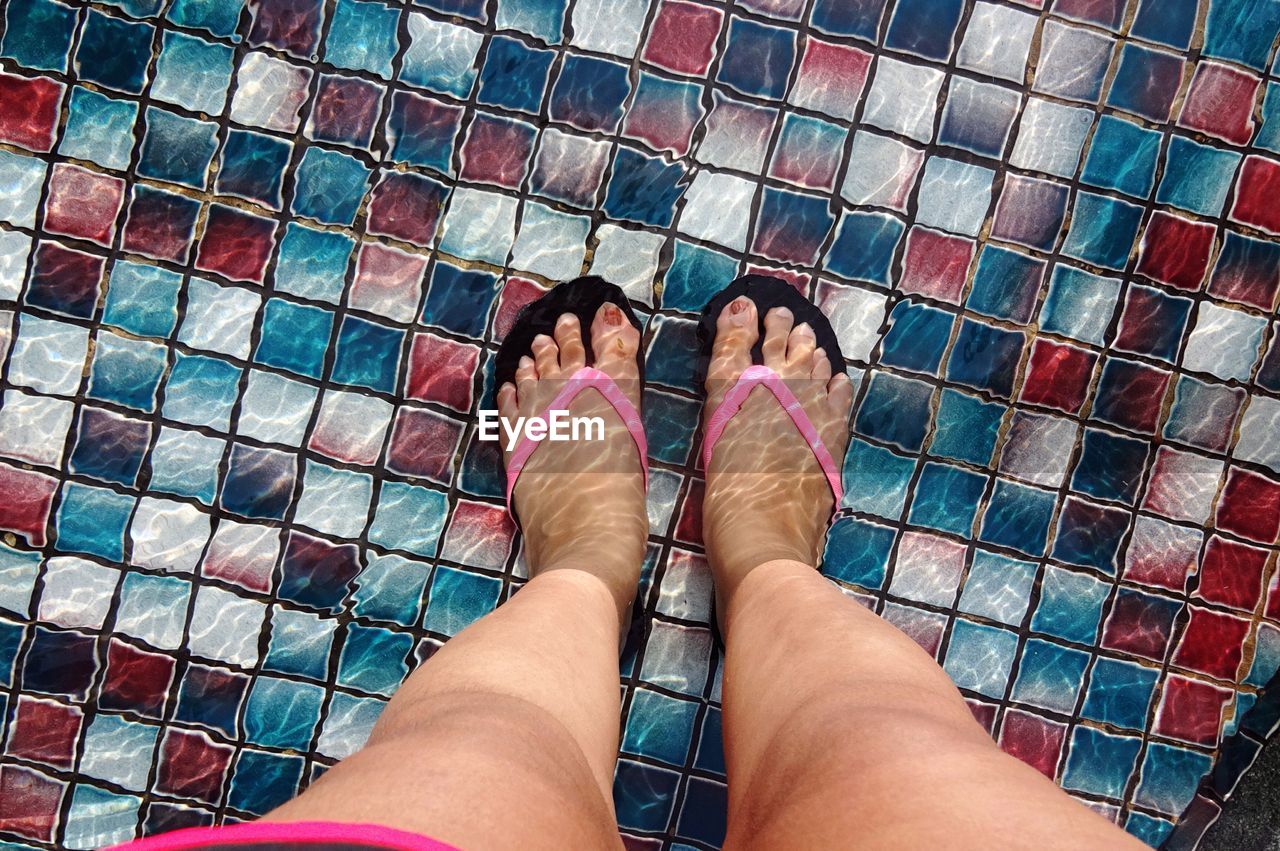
left=729, top=299, right=751, bottom=325
left=533, top=334, right=552, bottom=346
left=604, top=304, right=622, bottom=326
left=795, top=322, right=814, bottom=337
left=556, top=313, right=575, bottom=328
left=774, top=306, right=792, bottom=320
left=729, top=297, right=747, bottom=315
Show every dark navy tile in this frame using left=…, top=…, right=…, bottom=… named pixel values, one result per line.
left=945, top=319, right=1024, bottom=399
left=879, top=300, right=952, bottom=375
left=884, top=0, right=963, bottom=61
left=716, top=17, right=795, bottom=100
left=73, top=10, right=154, bottom=94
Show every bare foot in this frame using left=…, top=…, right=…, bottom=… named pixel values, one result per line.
left=701, top=296, right=854, bottom=606
left=496, top=303, right=648, bottom=619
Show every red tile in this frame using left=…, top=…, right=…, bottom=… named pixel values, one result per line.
left=406, top=332, right=478, bottom=411
left=0, top=72, right=63, bottom=152
left=459, top=114, right=535, bottom=188
left=1093, top=358, right=1171, bottom=434
left=1232, top=156, right=1280, bottom=236
left=1136, top=211, right=1216, bottom=291
left=308, top=74, right=383, bottom=149
left=366, top=171, right=449, bottom=248
left=350, top=242, right=428, bottom=322
left=1123, top=520, right=1199, bottom=592
left=24, top=241, right=106, bottom=319
left=194, top=204, right=278, bottom=284
left=43, top=164, right=126, bottom=247
left=1155, top=675, right=1232, bottom=745
left=1101, top=590, right=1181, bottom=661
left=100, top=638, right=176, bottom=718
left=966, top=699, right=998, bottom=734
left=6, top=696, right=83, bottom=769
left=156, top=728, right=233, bottom=804
left=1178, top=62, right=1260, bottom=146
left=1196, top=535, right=1268, bottom=612
left=1173, top=606, right=1250, bottom=680
left=674, top=477, right=704, bottom=546
left=1215, top=467, right=1280, bottom=544
left=1020, top=339, right=1097, bottom=414
left=0, top=765, right=65, bottom=841
left=385, top=408, right=463, bottom=484
left=642, top=0, right=723, bottom=76
left=898, top=227, right=974, bottom=305
left=880, top=604, right=946, bottom=658
left=999, top=709, right=1066, bottom=779
left=201, top=521, right=280, bottom=594
left=438, top=499, right=514, bottom=570
left=492, top=276, right=548, bottom=342
left=0, top=463, right=57, bottom=546
left=791, top=38, right=871, bottom=120
left=121, top=186, right=201, bottom=264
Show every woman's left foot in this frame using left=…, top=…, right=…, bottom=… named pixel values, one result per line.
left=496, top=303, right=648, bottom=618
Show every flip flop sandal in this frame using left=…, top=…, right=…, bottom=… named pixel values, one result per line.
left=695, top=274, right=846, bottom=504
left=493, top=275, right=650, bottom=517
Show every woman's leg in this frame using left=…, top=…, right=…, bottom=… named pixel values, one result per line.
left=266, top=304, right=648, bottom=851
left=702, top=296, right=1142, bottom=850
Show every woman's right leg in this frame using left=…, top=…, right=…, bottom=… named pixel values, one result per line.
left=702, top=295, right=1143, bottom=850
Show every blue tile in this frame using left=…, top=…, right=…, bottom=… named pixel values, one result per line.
left=879, top=300, right=952, bottom=375
left=174, top=663, right=248, bottom=736
left=422, top=262, right=498, bottom=338
left=103, top=262, right=182, bottom=339
left=1135, top=743, right=1214, bottom=815
left=401, top=16, right=479, bottom=98
left=1080, top=657, right=1159, bottom=730
left=1258, top=82, right=1280, bottom=154
left=549, top=54, right=631, bottom=133
left=217, top=129, right=291, bottom=210
left=148, top=427, right=224, bottom=504
left=87, top=333, right=167, bottom=412
left=331, top=315, right=404, bottom=393
left=967, top=246, right=1044, bottom=324
left=1061, top=192, right=1143, bottom=271
left=1032, top=566, right=1108, bottom=644
left=265, top=607, right=336, bottom=679
left=166, top=0, right=244, bottom=38
left=676, top=778, right=727, bottom=847
left=421, top=566, right=502, bottom=636
left=1203, top=0, right=1280, bottom=69
left=614, top=759, right=679, bottom=832
left=273, top=224, right=355, bottom=303
left=854, top=371, right=934, bottom=452
left=1081, top=115, right=1162, bottom=199
left=478, top=35, right=554, bottom=114
left=352, top=553, right=430, bottom=625
left=325, top=0, right=400, bottom=77
left=909, top=463, right=986, bottom=538
left=661, top=241, right=738, bottom=314
left=1126, top=813, right=1174, bottom=846
left=254, top=298, right=333, bottom=379
left=229, top=750, right=305, bottom=814
left=1131, top=0, right=1197, bottom=48
left=1038, top=265, right=1121, bottom=347
left=811, top=0, right=885, bottom=40
left=930, top=388, right=1003, bottom=467
left=1062, top=726, right=1142, bottom=799
left=221, top=444, right=297, bottom=520
left=138, top=107, right=219, bottom=189
left=1156, top=135, right=1242, bottom=217
left=643, top=389, right=698, bottom=466
left=59, top=87, right=139, bottom=171
left=821, top=517, right=895, bottom=589
left=622, top=689, right=698, bottom=766
left=938, top=78, right=1018, bottom=157
left=945, top=319, right=1024, bottom=399
left=1070, top=429, right=1149, bottom=505
left=245, top=677, right=325, bottom=749
left=645, top=316, right=699, bottom=393
left=717, top=17, right=795, bottom=99
left=1106, top=42, right=1184, bottom=122
left=603, top=148, right=686, bottom=228
left=292, top=146, right=372, bottom=226
left=1051, top=497, right=1129, bottom=574
left=70, top=407, right=151, bottom=485
left=942, top=619, right=1018, bottom=699
left=74, top=9, right=154, bottom=94
left=884, top=0, right=963, bottom=60
left=1, top=0, right=77, bottom=72
left=337, top=623, right=413, bottom=695
left=152, top=30, right=235, bottom=115
left=978, top=480, right=1055, bottom=557
left=163, top=352, right=241, bottom=431
left=1010, top=638, right=1089, bottom=713
left=825, top=210, right=904, bottom=286
left=494, top=0, right=566, bottom=42
left=55, top=482, right=133, bottom=560
left=840, top=438, right=915, bottom=519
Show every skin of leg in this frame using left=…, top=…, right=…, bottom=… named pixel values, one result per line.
left=719, top=560, right=1146, bottom=851
left=264, top=306, right=649, bottom=850
left=263, top=569, right=626, bottom=851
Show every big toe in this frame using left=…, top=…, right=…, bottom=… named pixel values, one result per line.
left=707, top=296, right=758, bottom=398
left=590, top=302, right=641, bottom=395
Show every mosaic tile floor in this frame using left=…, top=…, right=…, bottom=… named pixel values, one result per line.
left=0, top=0, right=1279, bottom=846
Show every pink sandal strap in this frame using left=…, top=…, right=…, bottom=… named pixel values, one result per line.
left=701, top=364, right=843, bottom=502
left=504, top=366, right=649, bottom=513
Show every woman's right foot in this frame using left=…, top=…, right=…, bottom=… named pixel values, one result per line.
left=701, top=296, right=854, bottom=605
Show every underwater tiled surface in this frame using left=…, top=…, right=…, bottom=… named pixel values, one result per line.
left=0, top=0, right=1279, bottom=846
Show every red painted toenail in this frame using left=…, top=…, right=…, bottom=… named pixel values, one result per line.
left=604, top=305, right=622, bottom=326
left=730, top=299, right=746, bottom=314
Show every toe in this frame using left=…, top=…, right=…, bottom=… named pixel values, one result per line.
left=785, top=322, right=816, bottom=374
left=497, top=382, right=518, bottom=419
left=708, top=296, right=758, bottom=390
left=531, top=333, right=559, bottom=378
left=515, top=355, right=538, bottom=406
left=828, top=373, right=854, bottom=415
left=810, top=348, right=832, bottom=382
left=761, top=306, right=794, bottom=369
left=553, top=313, right=586, bottom=372
left=590, top=301, right=640, bottom=385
